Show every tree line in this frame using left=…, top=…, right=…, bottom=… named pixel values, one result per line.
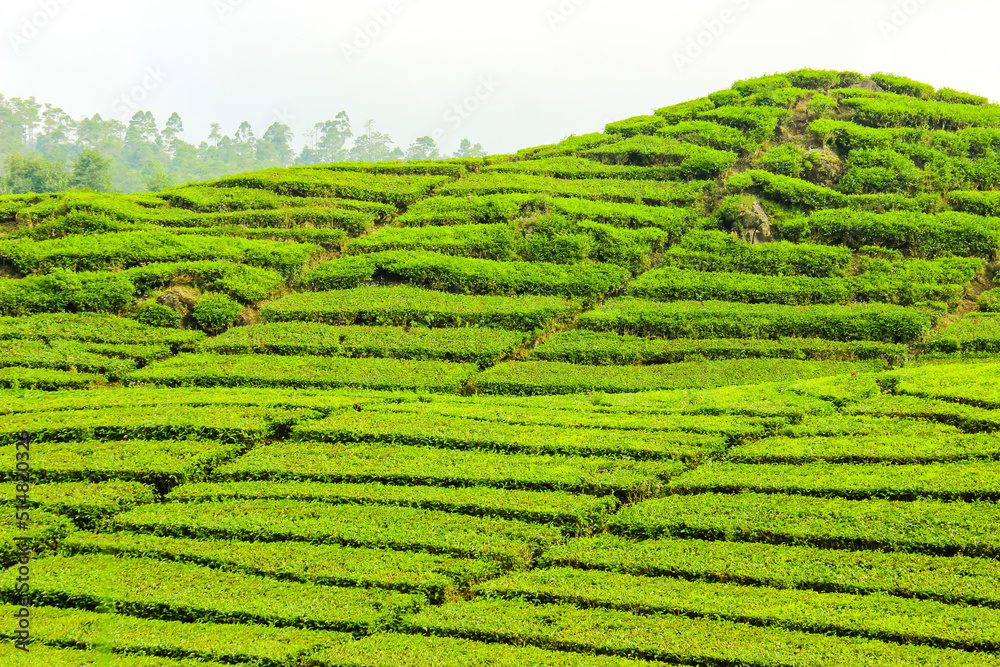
left=0, top=95, right=488, bottom=195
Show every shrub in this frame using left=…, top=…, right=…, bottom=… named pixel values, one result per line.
left=133, top=302, right=182, bottom=328
left=934, top=88, right=989, bottom=105
left=659, top=120, right=755, bottom=152
left=655, top=97, right=715, bottom=124
left=870, top=73, right=935, bottom=99
left=698, top=106, right=790, bottom=142
left=579, top=298, right=936, bottom=343
left=604, top=115, right=666, bottom=137
left=192, top=293, right=241, bottom=333
left=755, top=144, right=806, bottom=177
left=978, top=289, right=1000, bottom=312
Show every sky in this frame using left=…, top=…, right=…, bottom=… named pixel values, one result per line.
left=2, top=0, right=998, bottom=156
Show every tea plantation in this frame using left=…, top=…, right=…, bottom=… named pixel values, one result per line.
left=3, top=69, right=1000, bottom=665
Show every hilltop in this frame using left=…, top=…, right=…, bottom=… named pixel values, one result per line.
left=3, top=70, right=1000, bottom=666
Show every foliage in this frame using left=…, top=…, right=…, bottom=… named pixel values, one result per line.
left=127, top=354, right=479, bottom=393
left=202, top=322, right=526, bottom=367
left=533, top=331, right=908, bottom=365
left=579, top=298, right=936, bottom=343
left=262, top=285, right=579, bottom=331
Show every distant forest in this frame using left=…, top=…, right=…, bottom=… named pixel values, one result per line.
left=0, top=95, right=488, bottom=194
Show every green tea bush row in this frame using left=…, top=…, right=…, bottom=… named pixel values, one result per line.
left=165, top=481, right=616, bottom=531
left=139, top=185, right=391, bottom=216
left=926, top=313, right=1000, bottom=354
left=699, top=105, right=791, bottom=141
left=214, top=442, right=675, bottom=497
left=2, top=480, right=155, bottom=528
left=301, top=251, right=631, bottom=299
left=63, top=531, right=497, bottom=604
left=542, top=534, right=1000, bottom=608
left=978, top=289, right=1000, bottom=311
left=348, top=223, right=519, bottom=259
left=476, top=567, right=1000, bottom=651
left=655, top=97, right=715, bottom=123
left=1, top=554, right=420, bottom=632
left=841, top=91, right=1000, bottom=131
left=0, top=643, right=232, bottom=667
left=609, top=492, right=1000, bottom=558
left=315, top=633, right=661, bottom=667
left=0, top=231, right=319, bottom=276
left=604, top=114, right=667, bottom=137
left=0, top=313, right=204, bottom=348
left=127, top=354, right=478, bottom=393
left=664, top=231, right=853, bottom=278
left=949, top=190, right=1000, bottom=216
left=806, top=209, right=1000, bottom=258
left=378, top=400, right=782, bottom=439
left=208, top=168, right=450, bottom=206
left=846, top=393, right=1000, bottom=433
left=404, top=598, right=995, bottom=667
left=669, top=461, right=1000, bottom=501
left=727, top=432, right=1000, bottom=464
left=304, top=159, right=467, bottom=178
left=0, top=405, right=297, bottom=445
left=883, top=361, right=1000, bottom=408
left=122, top=261, right=286, bottom=303
left=0, top=367, right=102, bottom=390
left=532, top=331, right=908, bottom=365
left=629, top=266, right=968, bottom=306
left=395, top=193, right=547, bottom=226
left=550, top=199, right=695, bottom=237
left=0, top=439, right=244, bottom=487
left=262, top=286, right=579, bottom=331
left=201, top=322, right=527, bottom=367
left=0, top=508, right=74, bottom=568
left=476, top=359, right=864, bottom=396
left=517, top=133, right=619, bottom=159
left=484, top=156, right=682, bottom=181
left=580, top=298, right=935, bottom=343
left=0, top=270, right=135, bottom=316
left=293, top=410, right=718, bottom=460
left=0, top=339, right=136, bottom=377
left=0, top=604, right=350, bottom=667
left=76, top=342, right=172, bottom=364
left=870, top=73, right=936, bottom=99
left=114, top=500, right=561, bottom=569
left=659, top=120, right=756, bottom=152
left=438, top=173, right=712, bottom=206
left=583, top=136, right=737, bottom=178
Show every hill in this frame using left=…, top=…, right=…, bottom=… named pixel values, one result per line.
left=2, top=69, right=1000, bottom=665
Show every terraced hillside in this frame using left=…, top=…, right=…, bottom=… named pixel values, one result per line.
left=2, top=69, right=1000, bottom=665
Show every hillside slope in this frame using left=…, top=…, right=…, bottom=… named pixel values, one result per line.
left=2, top=69, right=1000, bottom=665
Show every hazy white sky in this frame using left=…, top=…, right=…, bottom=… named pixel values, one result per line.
left=2, top=0, right=997, bottom=155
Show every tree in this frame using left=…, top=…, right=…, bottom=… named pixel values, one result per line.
left=258, top=121, right=294, bottom=166
left=348, top=119, right=398, bottom=162
left=142, top=161, right=175, bottom=192
left=298, top=111, right=353, bottom=165
left=405, top=136, right=440, bottom=161
left=207, top=123, right=222, bottom=147
left=70, top=148, right=113, bottom=192
left=162, top=112, right=185, bottom=155
left=2, top=153, right=69, bottom=194
left=454, top=138, right=487, bottom=158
